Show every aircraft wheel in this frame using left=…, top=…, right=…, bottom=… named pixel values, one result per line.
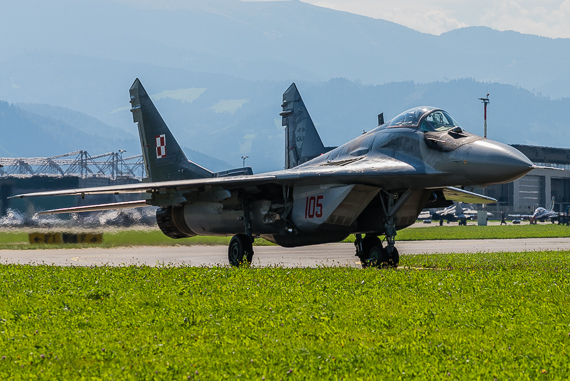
left=387, top=247, right=399, bottom=268
left=366, top=245, right=389, bottom=268
left=228, top=234, right=254, bottom=267
left=359, top=235, right=381, bottom=268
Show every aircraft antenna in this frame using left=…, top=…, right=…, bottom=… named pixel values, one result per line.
left=377, top=113, right=384, bottom=126
left=479, top=94, right=490, bottom=138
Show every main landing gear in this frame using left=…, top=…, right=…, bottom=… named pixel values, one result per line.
left=355, top=189, right=413, bottom=269
left=355, top=234, right=399, bottom=268
left=228, top=234, right=254, bottom=266
left=228, top=193, right=255, bottom=267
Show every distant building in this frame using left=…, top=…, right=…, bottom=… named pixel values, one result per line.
left=0, top=151, right=144, bottom=217
left=484, top=145, right=570, bottom=215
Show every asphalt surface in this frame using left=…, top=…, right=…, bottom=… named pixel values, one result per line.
left=2, top=237, right=570, bottom=268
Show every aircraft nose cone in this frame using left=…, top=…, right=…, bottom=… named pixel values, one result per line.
left=465, top=139, right=533, bottom=185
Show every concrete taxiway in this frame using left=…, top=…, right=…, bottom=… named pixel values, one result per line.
left=2, top=237, right=570, bottom=267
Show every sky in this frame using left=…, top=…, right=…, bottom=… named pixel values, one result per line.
left=259, top=0, right=570, bottom=39
left=112, top=0, right=570, bottom=39
left=301, top=0, right=570, bottom=38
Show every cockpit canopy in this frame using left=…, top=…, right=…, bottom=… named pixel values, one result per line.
left=388, top=107, right=462, bottom=132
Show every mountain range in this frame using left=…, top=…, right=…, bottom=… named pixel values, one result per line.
left=0, top=0, right=568, bottom=172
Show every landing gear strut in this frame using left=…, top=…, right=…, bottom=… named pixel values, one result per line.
left=355, top=234, right=399, bottom=268
left=228, top=193, right=255, bottom=267
left=355, top=189, right=412, bottom=269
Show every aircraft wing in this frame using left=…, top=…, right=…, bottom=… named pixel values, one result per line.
left=37, top=200, right=149, bottom=215
left=9, top=158, right=497, bottom=209
left=9, top=174, right=279, bottom=199
left=441, top=187, right=497, bottom=204
left=9, top=156, right=419, bottom=200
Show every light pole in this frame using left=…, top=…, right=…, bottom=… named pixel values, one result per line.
left=118, top=149, right=127, bottom=178
left=479, top=94, right=490, bottom=138
left=241, top=155, right=249, bottom=167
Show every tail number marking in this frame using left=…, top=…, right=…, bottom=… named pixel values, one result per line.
left=305, top=195, right=323, bottom=219
left=156, top=134, right=166, bottom=158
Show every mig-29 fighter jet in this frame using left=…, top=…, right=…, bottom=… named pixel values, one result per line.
left=510, top=196, right=558, bottom=224
left=10, top=79, right=534, bottom=268
left=430, top=202, right=492, bottom=225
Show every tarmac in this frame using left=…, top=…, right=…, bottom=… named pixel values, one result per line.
left=2, top=237, right=570, bottom=268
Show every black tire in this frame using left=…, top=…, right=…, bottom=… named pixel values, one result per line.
left=367, top=245, right=389, bottom=268
left=361, top=235, right=381, bottom=254
left=228, top=234, right=254, bottom=267
left=387, top=247, right=399, bottom=268
left=359, top=235, right=382, bottom=268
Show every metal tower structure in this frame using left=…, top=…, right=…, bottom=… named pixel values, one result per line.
left=479, top=94, right=490, bottom=138
left=0, top=151, right=144, bottom=179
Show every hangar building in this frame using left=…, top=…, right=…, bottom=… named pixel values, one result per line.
left=0, top=151, right=144, bottom=218
left=483, top=145, right=570, bottom=215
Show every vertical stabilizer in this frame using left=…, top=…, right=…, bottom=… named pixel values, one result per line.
left=550, top=196, right=555, bottom=211
left=455, top=202, right=465, bottom=218
left=280, top=83, right=327, bottom=169
left=129, top=79, right=213, bottom=182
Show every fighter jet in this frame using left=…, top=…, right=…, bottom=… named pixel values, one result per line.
left=510, top=196, right=558, bottom=224
left=429, top=203, right=492, bottom=225
left=10, top=79, right=534, bottom=268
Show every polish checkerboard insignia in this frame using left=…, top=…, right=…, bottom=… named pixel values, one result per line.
left=155, top=134, right=166, bottom=158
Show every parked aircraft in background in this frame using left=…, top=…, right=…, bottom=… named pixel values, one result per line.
left=417, top=210, right=431, bottom=220
left=510, top=196, right=558, bottom=224
left=10, top=80, right=534, bottom=268
left=431, top=203, right=480, bottom=225
left=420, top=203, right=492, bottom=225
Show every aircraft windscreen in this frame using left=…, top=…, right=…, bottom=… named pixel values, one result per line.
left=420, top=110, right=462, bottom=132
left=388, top=107, right=431, bottom=127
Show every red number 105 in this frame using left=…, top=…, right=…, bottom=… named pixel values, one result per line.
left=305, top=195, right=323, bottom=219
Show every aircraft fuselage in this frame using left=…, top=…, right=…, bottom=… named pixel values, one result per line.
left=163, top=113, right=532, bottom=247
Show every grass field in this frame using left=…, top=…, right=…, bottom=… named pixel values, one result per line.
left=380, top=224, right=570, bottom=241
left=1, top=251, right=570, bottom=379
left=0, top=224, right=569, bottom=250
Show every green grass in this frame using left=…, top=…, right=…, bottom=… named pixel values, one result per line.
left=0, top=224, right=569, bottom=250
left=344, top=224, right=570, bottom=242
left=0, top=230, right=250, bottom=250
left=1, top=251, right=570, bottom=379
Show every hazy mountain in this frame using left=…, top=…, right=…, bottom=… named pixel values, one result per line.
left=16, top=103, right=137, bottom=141
left=0, top=0, right=569, bottom=98
left=0, top=50, right=283, bottom=130
left=0, top=101, right=133, bottom=157
left=0, top=0, right=569, bottom=173
left=0, top=101, right=233, bottom=172
left=2, top=63, right=569, bottom=173
left=182, top=147, right=234, bottom=173
left=300, top=79, right=570, bottom=149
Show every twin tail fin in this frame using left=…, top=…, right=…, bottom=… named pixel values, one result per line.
left=129, top=79, right=213, bottom=182
left=280, top=83, right=332, bottom=169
